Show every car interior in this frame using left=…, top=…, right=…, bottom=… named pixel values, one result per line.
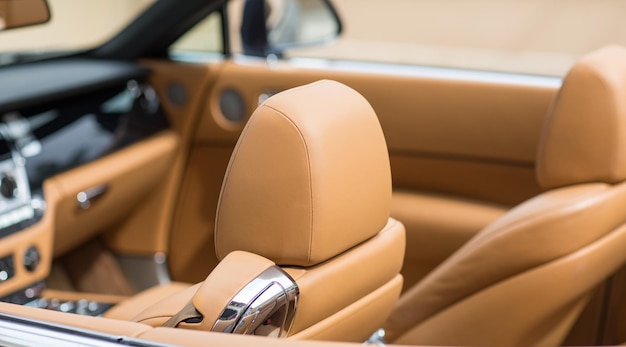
left=0, top=0, right=626, bottom=346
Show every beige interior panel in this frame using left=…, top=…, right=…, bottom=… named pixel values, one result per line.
left=51, top=131, right=178, bottom=256
left=392, top=190, right=507, bottom=291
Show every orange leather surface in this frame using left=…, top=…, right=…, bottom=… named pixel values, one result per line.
left=392, top=190, right=507, bottom=291
left=538, top=46, right=626, bottom=189
left=129, top=284, right=201, bottom=327
left=97, top=80, right=403, bottom=343
left=393, top=216, right=626, bottom=346
left=390, top=154, right=541, bottom=206
left=215, top=80, right=391, bottom=266
left=284, top=218, right=404, bottom=336
left=385, top=182, right=625, bottom=341
left=290, top=275, right=402, bottom=342
left=185, top=251, right=275, bottom=331
left=155, top=57, right=554, bottom=285
left=197, top=61, right=554, bottom=163
left=105, top=219, right=403, bottom=341
left=194, top=60, right=554, bottom=204
left=104, top=282, right=192, bottom=321
left=125, top=252, right=274, bottom=330
left=385, top=46, right=626, bottom=345
left=51, top=131, right=178, bottom=256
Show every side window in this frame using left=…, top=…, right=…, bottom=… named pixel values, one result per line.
left=169, top=0, right=342, bottom=61
left=227, top=0, right=341, bottom=57
left=169, top=11, right=223, bottom=58
left=226, top=0, right=626, bottom=77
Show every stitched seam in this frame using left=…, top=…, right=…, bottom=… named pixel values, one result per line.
left=584, top=66, right=620, bottom=181
left=263, top=103, right=314, bottom=265
left=214, top=114, right=257, bottom=260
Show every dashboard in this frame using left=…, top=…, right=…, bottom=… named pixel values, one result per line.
left=0, top=58, right=169, bottom=312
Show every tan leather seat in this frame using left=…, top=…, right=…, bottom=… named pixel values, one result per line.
left=106, top=80, right=405, bottom=342
left=384, top=45, right=626, bottom=346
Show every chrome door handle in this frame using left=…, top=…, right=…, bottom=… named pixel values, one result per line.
left=76, top=185, right=108, bottom=210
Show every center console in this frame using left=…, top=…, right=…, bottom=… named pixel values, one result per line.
left=0, top=129, right=47, bottom=305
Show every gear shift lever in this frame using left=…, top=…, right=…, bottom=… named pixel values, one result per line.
left=158, top=251, right=298, bottom=338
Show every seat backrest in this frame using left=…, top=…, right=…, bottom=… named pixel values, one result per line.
left=214, top=79, right=391, bottom=266
left=107, top=80, right=404, bottom=341
left=213, top=80, right=405, bottom=341
left=384, top=45, right=626, bottom=346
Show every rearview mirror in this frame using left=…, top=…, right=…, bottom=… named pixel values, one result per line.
left=0, top=0, right=50, bottom=31
left=241, top=0, right=342, bottom=57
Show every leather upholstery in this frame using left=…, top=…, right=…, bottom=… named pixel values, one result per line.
left=105, top=80, right=404, bottom=342
left=538, top=45, right=626, bottom=189
left=385, top=45, right=626, bottom=346
left=104, top=282, right=194, bottom=322
left=215, top=80, right=392, bottom=267
left=130, top=251, right=275, bottom=330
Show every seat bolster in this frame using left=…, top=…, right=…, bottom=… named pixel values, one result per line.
left=103, top=282, right=196, bottom=323
left=284, top=218, right=405, bottom=335
left=385, top=182, right=626, bottom=341
left=392, top=190, right=507, bottom=289
left=394, top=218, right=626, bottom=346
left=128, top=251, right=275, bottom=329
left=291, top=274, right=403, bottom=342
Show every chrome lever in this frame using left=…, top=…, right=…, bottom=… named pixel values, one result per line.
left=212, top=266, right=298, bottom=337
left=76, top=185, right=108, bottom=210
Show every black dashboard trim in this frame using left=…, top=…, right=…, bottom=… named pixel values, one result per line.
left=0, top=59, right=149, bottom=114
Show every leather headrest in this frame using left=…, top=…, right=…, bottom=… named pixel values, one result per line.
left=537, top=45, right=626, bottom=189
left=214, top=80, right=391, bottom=267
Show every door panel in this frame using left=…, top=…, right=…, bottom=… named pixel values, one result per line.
left=52, top=132, right=178, bottom=257
left=162, top=58, right=558, bottom=285
left=104, top=60, right=225, bottom=257
left=197, top=60, right=556, bottom=203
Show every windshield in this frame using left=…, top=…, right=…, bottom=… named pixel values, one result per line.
left=0, top=0, right=155, bottom=60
